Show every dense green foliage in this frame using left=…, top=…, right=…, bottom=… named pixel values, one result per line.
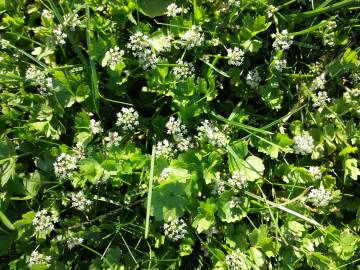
left=0, top=0, right=360, bottom=269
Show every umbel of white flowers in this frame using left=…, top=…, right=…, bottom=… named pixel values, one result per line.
left=32, top=209, right=58, bottom=235
left=163, top=218, right=187, bottom=241
left=226, top=249, right=248, bottom=270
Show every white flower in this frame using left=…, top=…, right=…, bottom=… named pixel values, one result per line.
left=53, top=26, right=67, bottom=45
left=164, top=218, right=187, bottom=241
left=156, top=139, right=175, bottom=159
left=266, top=5, right=278, bottom=18
left=159, top=167, right=171, bottom=182
left=228, top=171, right=247, bottom=190
left=197, top=120, right=229, bottom=147
left=89, top=119, right=103, bottom=135
left=166, top=3, right=183, bottom=17
left=127, top=32, right=159, bottom=69
left=25, top=65, right=53, bottom=96
left=246, top=69, right=261, bottom=89
left=105, top=131, right=122, bottom=147
left=70, top=191, right=92, bottom=211
left=32, top=209, right=58, bottom=235
left=307, top=187, right=332, bottom=207
left=28, top=250, right=51, bottom=266
left=152, top=34, right=173, bottom=52
left=54, top=153, right=78, bottom=179
left=127, top=32, right=150, bottom=53
left=226, top=249, right=248, bottom=270
left=172, top=59, right=195, bottom=79
left=67, top=233, right=84, bottom=249
left=271, top=30, right=293, bottom=51
left=116, top=107, right=139, bottom=131
left=273, top=58, right=287, bottom=72
left=227, top=47, right=245, bottom=66
left=312, top=91, right=330, bottom=108
left=177, top=137, right=192, bottom=152
left=102, top=46, right=125, bottom=70
left=308, top=166, right=322, bottom=180
left=63, top=13, right=81, bottom=31
left=42, top=9, right=54, bottom=20
left=166, top=116, right=186, bottom=136
left=293, top=133, right=314, bottom=155
left=212, top=179, right=226, bottom=195
left=310, top=73, right=326, bottom=91
left=180, top=26, right=205, bottom=49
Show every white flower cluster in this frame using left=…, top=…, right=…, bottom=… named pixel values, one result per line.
left=156, top=139, right=175, bottom=159
left=127, top=32, right=159, bottom=69
left=165, top=117, right=193, bottom=152
left=227, top=47, right=245, bottom=66
left=67, top=233, right=84, bottom=249
left=70, top=191, right=92, bottom=211
left=54, top=153, right=78, bottom=179
left=32, top=209, right=58, bottom=235
left=105, top=131, right=122, bottom=148
left=177, top=137, right=192, bottom=151
left=180, top=26, right=205, bottom=49
left=89, top=119, right=103, bottom=135
left=28, top=250, right=51, bottom=267
left=163, top=218, right=187, bottom=241
left=226, top=249, right=248, bottom=270
left=63, top=13, right=81, bottom=31
left=42, top=9, right=54, bottom=20
left=159, top=167, right=171, bottom=182
left=25, top=65, right=53, bottom=96
left=273, top=58, right=287, bottom=72
left=197, top=120, right=229, bottom=147
left=266, top=5, right=278, bottom=18
left=153, top=34, right=173, bottom=52
left=293, top=133, right=314, bottom=155
left=102, top=46, right=125, bottom=70
left=166, top=3, right=183, bottom=17
left=172, top=59, right=195, bottom=79
left=53, top=26, right=67, bottom=45
left=307, top=187, right=332, bottom=207
left=310, top=73, right=326, bottom=91
left=271, top=30, right=293, bottom=51
left=166, top=116, right=187, bottom=136
left=228, top=171, right=247, bottom=190
left=308, top=166, right=322, bottom=180
left=212, top=179, right=226, bottom=195
left=230, top=196, right=241, bottom=209
left=116, top=107, right=139, bottom=131
left=312, top=91, right=330, bottom=108
left=246, top=69, right=261, bottom=89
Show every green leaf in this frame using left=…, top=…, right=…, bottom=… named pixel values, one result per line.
left=344, top=158, right=360, bottom=181
left=192, top=198, right=217, bottom=233
left=252, top=134, right=294, bottom=159
left=78, top=158, right=104, bottom=185
left=249, top=247, right=265, bottom=267
left=0, top=140, right=16, bottom=187
left=217, top=191, right=249, bottom=223
left=0, top=210, right=15, bottom=230
left=179, top=237, right=194, bottom=257
left=249, top=225, right=272, bottom=249
left=137, top=0, right=172, bottom=18
left=332, top=230, right=358, bottom=261
left=239, top=15, right=271, bottom=40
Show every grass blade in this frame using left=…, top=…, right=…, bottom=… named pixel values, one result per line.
left=145, top=145, right=156, bottom=239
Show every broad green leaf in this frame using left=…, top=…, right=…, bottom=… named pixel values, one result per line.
left=137, top=0, right=172, bottom=18
left=78, top=158, right=104, bottom=185
left=216, top=191, right=249, bottom=223
left=0, top=140, right=16, bottom=187
left=192, top=198, right=217, bottom=233
left=344, top=158, right=360, bottom=181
